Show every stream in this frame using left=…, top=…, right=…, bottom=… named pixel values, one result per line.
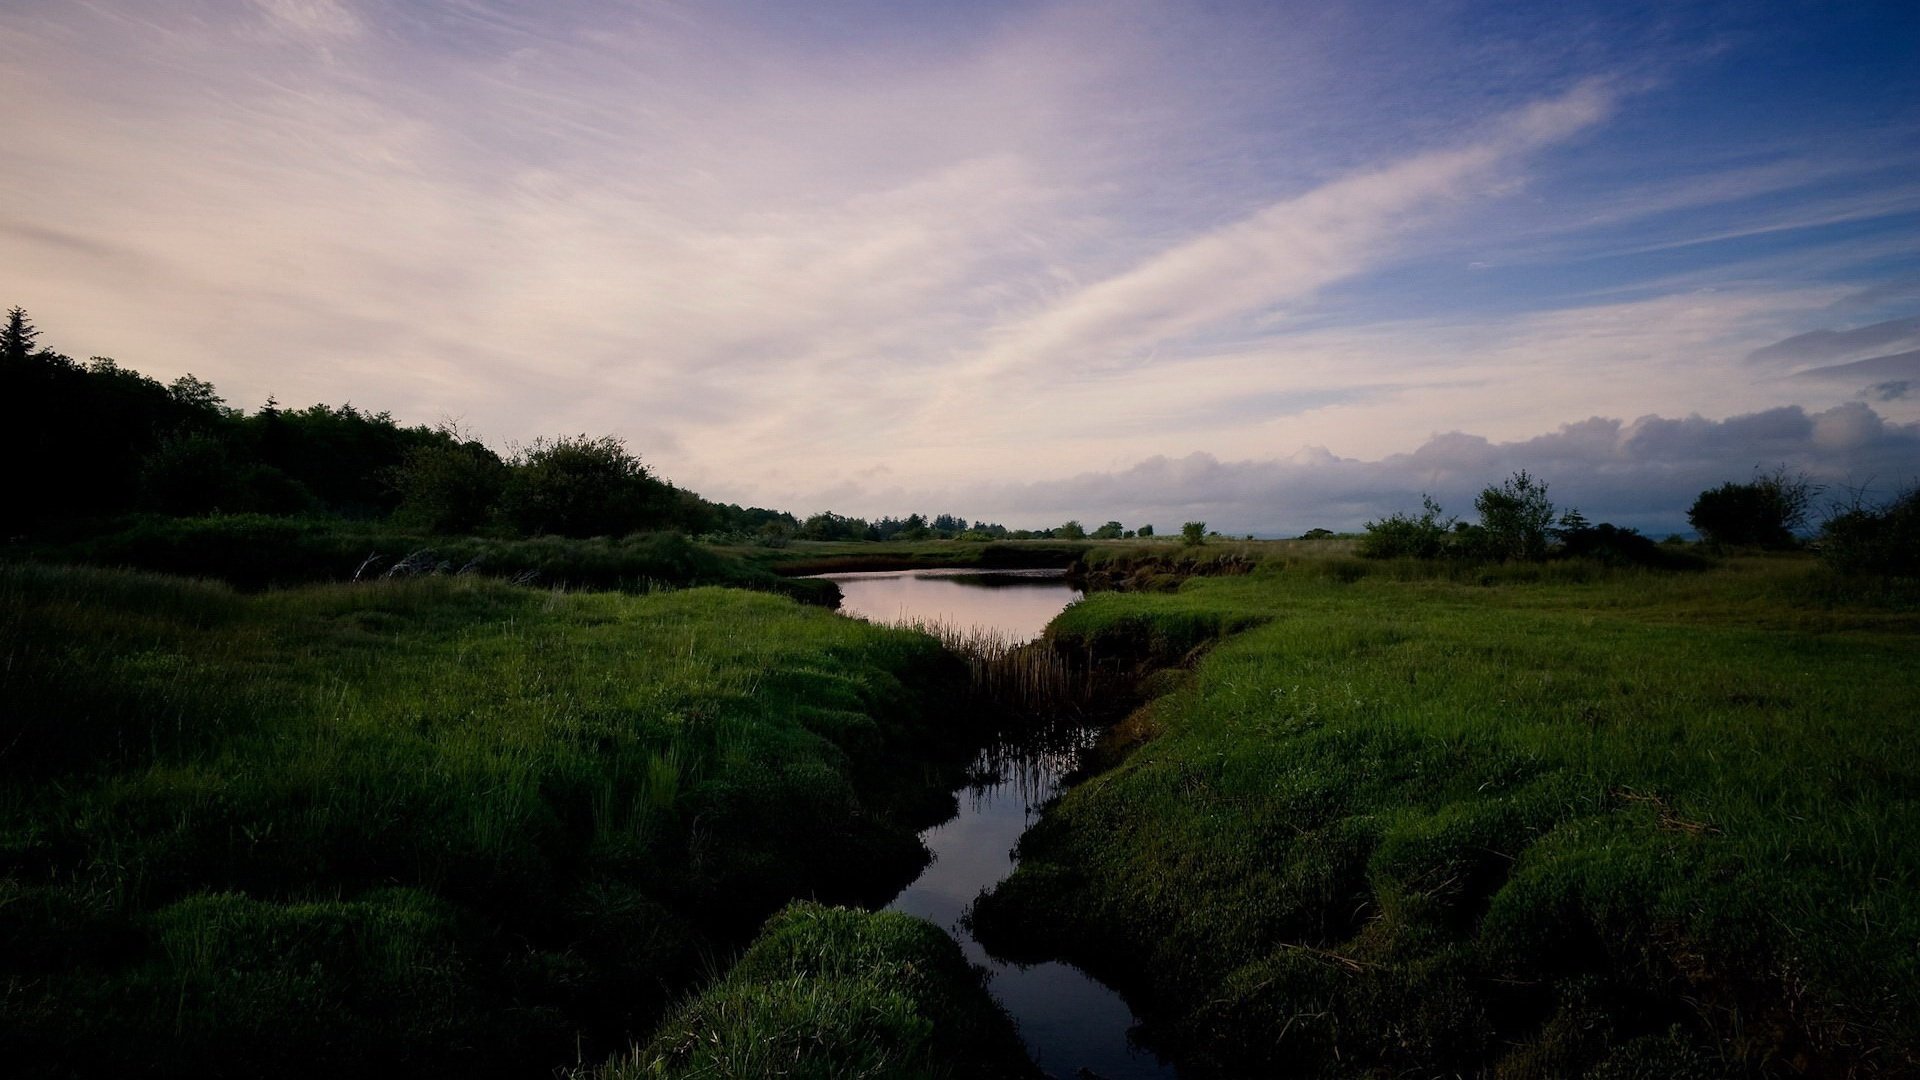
left=813, top=568, right=1178, bottom=1080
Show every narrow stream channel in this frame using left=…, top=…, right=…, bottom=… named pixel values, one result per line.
left=813, top=569, right=1178, bottom=1080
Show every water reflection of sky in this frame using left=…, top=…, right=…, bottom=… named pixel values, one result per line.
left=886, top=743, right=1177, bottom=1080
left=813, top=568, right=1082, bottom=642
left=820, top=570, right=1176, bottom=1078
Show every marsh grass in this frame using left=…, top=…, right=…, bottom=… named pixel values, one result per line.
left=579, top=902, right=1036, bottom=1080
left=900, top=617, right=1087, bottom=717
left=973, top=551, right=1920, bottom=1076
left=15, top=513, right=839, bottom=604
left=0, top=564, right=975, bottom=1076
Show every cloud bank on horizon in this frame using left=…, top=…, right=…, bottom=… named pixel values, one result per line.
left=1, top=0, right=1916, bottom=532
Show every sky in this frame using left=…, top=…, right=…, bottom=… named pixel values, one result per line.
left=2, top=0, right=1917, bottom=535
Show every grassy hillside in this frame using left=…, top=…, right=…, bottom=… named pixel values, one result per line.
left=974, top=554, right=1920, bottom=1076
left=0, top=565, right=982, bottom=1077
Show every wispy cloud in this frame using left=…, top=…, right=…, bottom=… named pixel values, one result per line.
left=0, top=1, right=1915, bottom=521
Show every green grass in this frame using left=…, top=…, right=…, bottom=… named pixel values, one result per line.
left=583, top=902, right=1035, bottom=1080
left=0, top=564, right=983, bottom=1077
left=974, top=554, right=1920, bottom=1076
left=718, top=538, right=1093, bottom=577
left=13, top=513, right=839, bottom=603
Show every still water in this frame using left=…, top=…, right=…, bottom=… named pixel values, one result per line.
left=812, top=568, right=1178, bottom=1080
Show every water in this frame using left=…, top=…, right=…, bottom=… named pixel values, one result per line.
left=811, top=568, right=1178, bottom=1080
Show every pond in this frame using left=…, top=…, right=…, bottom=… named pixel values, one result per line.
left=811, top=568, right=1178, bottom=1079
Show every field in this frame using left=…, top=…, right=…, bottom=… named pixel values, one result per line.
left=974, top=551, right=1920, bottom=1076
left=0, top=564, right=989, bottom=1077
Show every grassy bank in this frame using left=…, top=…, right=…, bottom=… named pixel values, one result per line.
left=582, top=902, right=1035, bottom=1079
left=721, top=538, right=1093, bottom=577
left=9, top=514, right=838, bottom=603
left=974, top=554, right=1920, bottom=1076
left=0, top=564, right=983, bottom=1076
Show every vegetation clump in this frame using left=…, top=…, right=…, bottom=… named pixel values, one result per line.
left=1687, top=466, right=1818, bottom=548
left=583, top=903, right=1034, bottom=1080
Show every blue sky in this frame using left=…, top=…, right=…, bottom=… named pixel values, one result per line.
left=1, top=0, right=1916, bottom=532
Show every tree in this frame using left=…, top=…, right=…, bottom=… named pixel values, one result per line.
left=1091, top=520, right=1123, bottom=540
left=1136, top=524, right=1154, bottom=538
left=1688, top=466, right=1818, bottom=547
left=2, top=306, right=39, bottom=363
left=168, top=374, right=226, bottom=413
left=392, top=437, right=508, bottom=534
left=1474, top=470, right=1556, bottom=561
left=501, top=434, right=668, bottom=538
left=1181, top=521, right=1207, bottom=547
left=1058, top=520, right=1087, bottom=540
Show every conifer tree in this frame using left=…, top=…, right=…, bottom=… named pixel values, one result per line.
left=2, top=306, right=40, bottom=363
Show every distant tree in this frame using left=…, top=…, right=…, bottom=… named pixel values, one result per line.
left=2, top=306, right=40, bottom=363
left=899, top=513, right=931, bottom=541
left=1474, top=470, right=1556, bottom=561
left=502, top=434, right=668, bottom=538
left=1091, top=520, right=1124, bottom=540
left=1298, top=528, right=1335, bottom=540
left=168, top=374, right=226, bottom=413
left=1136, top=524, right=1154, bottom=538
left=1181, top=521, right=1207, bottom=547
left=1058, top=520, right=1087, bottom=540
left=1688, top=466, right=1818, bottom=547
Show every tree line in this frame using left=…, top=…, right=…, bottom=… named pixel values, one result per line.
left=0, top=307, right=797, bottom=539
left=2, top=307, right=1168, bottom=544
left=1359, top=466, right=1916, bottom=575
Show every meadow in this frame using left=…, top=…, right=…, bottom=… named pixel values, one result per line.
left=973, top=550, right=1920, bottom=1076
left=0, top=564, right=997, bottom=1076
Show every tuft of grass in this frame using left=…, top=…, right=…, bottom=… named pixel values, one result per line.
left=581, top=902, right=1036, bottom=1080
left=972, top=552, right=1920, bottom=1076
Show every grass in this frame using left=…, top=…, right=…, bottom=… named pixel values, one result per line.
left=719, top=538, right=1093, bottom=577
left=11, top=513, right=839, bottom=603
left=581, top=902, right=1035, bottom=1079
left=0, top=563, right=986, bottom=1077
left=972, top=553, right=1920, bottom=1076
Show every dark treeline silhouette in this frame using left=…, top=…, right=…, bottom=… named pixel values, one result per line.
left=1, top=308, right=1141, bottom=546
left=0, top=308, right=1010, bottom=543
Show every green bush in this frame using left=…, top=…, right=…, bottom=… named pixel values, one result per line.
left=1359, top=495, right=1453, bottom=558
left=502, top=434, right=673, bottom=538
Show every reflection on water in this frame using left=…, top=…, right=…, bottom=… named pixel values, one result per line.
left=815, top=568, right=1081, bottom=643
left=813, top=569, right=1177, bottom=1079
left=886, top=734, right=1177, bottom=1080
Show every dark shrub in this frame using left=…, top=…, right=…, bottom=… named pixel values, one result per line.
left=502, top=435, right=671, bottom=538
left=1688, top=467, right=1817, bottom=547
left=1820, top=486, right=1919, bottom=576
left=1360, top=496, right=1453, bottom=559
left=393, top=439, right=508, bottom=534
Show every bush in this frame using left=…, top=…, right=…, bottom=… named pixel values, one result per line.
left=501, top=435, right=671, bottom=538
left=1474, top=470, right=1555, bottom=562
left=1182, top=521, right=1207, bottom=547
left=392, top=439, right=507, bottom=534
left=1359, top=497, right=1453, bottom=559
left=1820, top=486, right=1920, bottom=576
left=1688, top=467, right=1817, bottom=548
